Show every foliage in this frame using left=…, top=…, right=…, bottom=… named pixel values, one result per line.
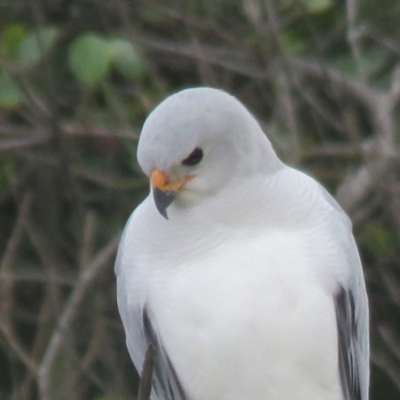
left=0, top=0, right=400, bottom=399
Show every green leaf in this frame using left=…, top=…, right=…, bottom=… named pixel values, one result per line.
left=110, top=38, right=145, bottom=81
left=69, top=33, right=111, bottom=85
left=304, top=0, right=332, bottom=13
left=92, top=396, right=112, bottom=400
left=0, top=71, right=23, bottom=109
left=17, top=26, right=58, bottom=68
left=361, top=221, right=395, bottom=259
left=281, top=32, right=305, bottom=55
left=329, top=54, right=357, bottom=78
left=2, top=23, right=28, bottom=58
left=363, top=46, right=390, bottom=78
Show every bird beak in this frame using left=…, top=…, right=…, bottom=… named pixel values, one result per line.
left=152, top=187, right=176, bottom=220
left=151, top=169, right=194, bottom=219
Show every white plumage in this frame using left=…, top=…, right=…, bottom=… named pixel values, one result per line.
left=115, top=88, right=369, bottom=400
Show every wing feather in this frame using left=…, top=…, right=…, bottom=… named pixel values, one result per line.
left=320, top=186, right=369, bottom=400
left=335, top=286, right=363, bottom=400
left=115, top=208, right=186, bottom=400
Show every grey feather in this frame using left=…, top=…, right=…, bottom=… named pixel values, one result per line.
left=335, top=284, right=369, bottom=400
left=335, top=286, right=360, bottom=399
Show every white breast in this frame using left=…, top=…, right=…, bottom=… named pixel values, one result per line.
left=147, top=229, right=343, bottom=400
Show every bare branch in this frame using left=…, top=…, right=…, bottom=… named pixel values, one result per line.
left=137, top=345, right=155, bottom=400
left=37, top=234, right=121, bottom=400
left=346, top=0, right=366, bottom=81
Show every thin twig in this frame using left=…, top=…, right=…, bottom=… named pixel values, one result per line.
left=0, top=321, right=38, bottom=374
left=137, top=345, right=156, bottom=400
left=0, top=134, right=49, bottom=151
left=0, top=192, right=32, bottom=330
left=346, top=0, right=366, bottom=81
left=79, top=212, right=97, bottom=270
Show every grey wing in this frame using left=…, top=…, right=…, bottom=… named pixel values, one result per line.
left=142, top=308, right=186, bottom=400
left=334, top=264, right=369, bottom=400
left=321, top=187, right=369, bottom=400
left=115, top=214, right=186, bottom=400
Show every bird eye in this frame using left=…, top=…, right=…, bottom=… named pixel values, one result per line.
left=182, top=147, right=203, bottom=166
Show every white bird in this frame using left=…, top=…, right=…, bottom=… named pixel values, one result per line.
left=115, top=87, right=369, bottom=400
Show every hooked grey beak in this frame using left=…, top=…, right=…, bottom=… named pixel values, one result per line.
left=153, top=187, right=176, bottom=220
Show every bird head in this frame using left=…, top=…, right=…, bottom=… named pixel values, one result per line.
left=137, top=87, right=282, bottom=219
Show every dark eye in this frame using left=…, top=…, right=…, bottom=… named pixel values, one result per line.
left=182, top=147, right=203, bottom=166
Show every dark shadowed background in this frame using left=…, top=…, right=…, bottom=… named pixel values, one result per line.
left=1, top=0, right=400, bottom=399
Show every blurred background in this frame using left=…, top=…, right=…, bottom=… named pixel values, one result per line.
left=0, top=0, right=400, bottom=399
